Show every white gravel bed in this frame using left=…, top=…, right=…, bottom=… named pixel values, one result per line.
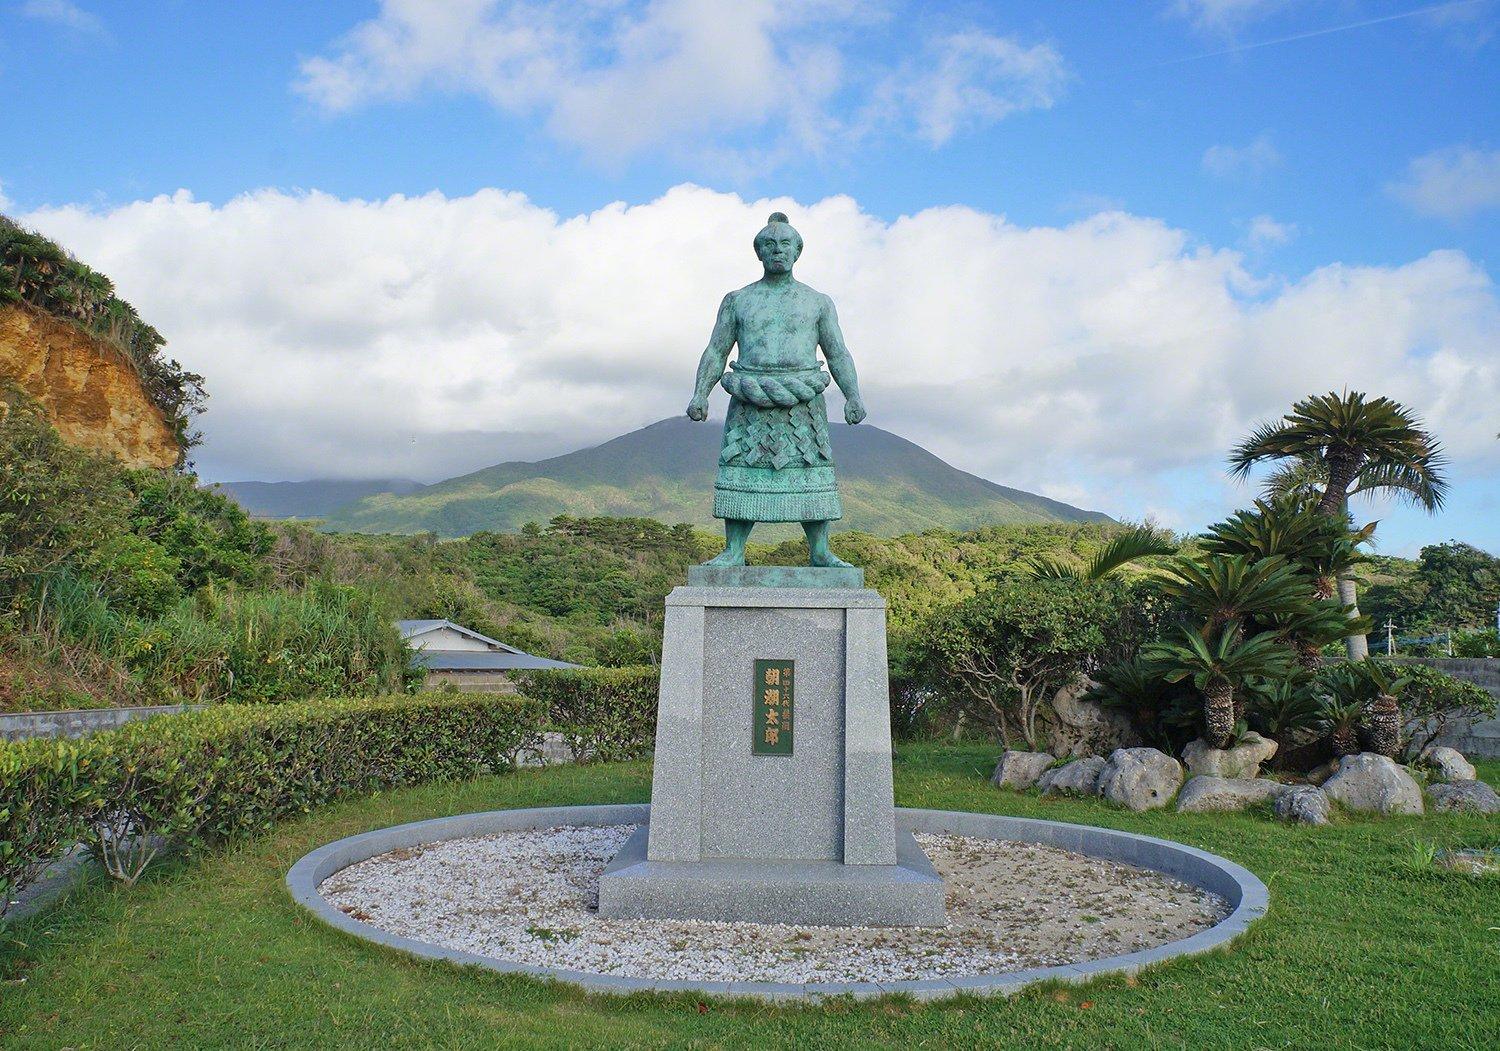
left=319, top=824, right=1228, bottom=984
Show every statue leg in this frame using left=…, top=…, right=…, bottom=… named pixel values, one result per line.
left=804, top=520, right=853, bottom=568
left=706, top=519, right=753, bottom=566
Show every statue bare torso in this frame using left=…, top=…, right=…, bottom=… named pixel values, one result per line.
left=725, top=279, right=829, bottom=369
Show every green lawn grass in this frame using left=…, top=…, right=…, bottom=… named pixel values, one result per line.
left=2, top=748, right=1497, bottom=1050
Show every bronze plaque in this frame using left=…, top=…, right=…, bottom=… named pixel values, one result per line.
left=752, top=659, right=794, bottom=756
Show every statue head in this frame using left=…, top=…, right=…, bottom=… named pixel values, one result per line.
left=753, top=212, right=802, bottom=274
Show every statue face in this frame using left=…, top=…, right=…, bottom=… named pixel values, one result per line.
left=755, top=231, right=801, bottom=274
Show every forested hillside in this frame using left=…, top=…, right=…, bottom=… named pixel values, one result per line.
left=318, top=417, right=1112, bottom=537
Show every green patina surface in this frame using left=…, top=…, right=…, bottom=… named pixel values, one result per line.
left=687, top=213, right=868, bottom=568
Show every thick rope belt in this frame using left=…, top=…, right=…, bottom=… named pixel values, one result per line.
left=720, top=364, right=832, bottom=408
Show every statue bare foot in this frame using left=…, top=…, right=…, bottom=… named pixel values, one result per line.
left=704, top=548, right=747, bottom=567
left=803, top=520, right=853, bottom=569
left=808, top=549, right=854, bottom=569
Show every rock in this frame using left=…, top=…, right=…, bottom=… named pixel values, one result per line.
left=1435, top=848, right=1500, bottom=876
left=1274, top=786, right=1331, bottom=826
left=1417, top=746, right=1477, bottom=783
left=1321, top=753, right=1424, bottom=816
left=1041, top=678, right=1142, bottom=759
left=1181, top=733, right=1279, bottom=780
left=1425, top=779, right=1500, bottom=815
left=1098, top=747, right=1184, bottom=811
left=1176, top=776, right=1288, bottom=813
left=991, top=750, right=1056, bottom=790
left=1306, top=760, right=1340, bottom=786
left=1037, top=756, right=1106, bottom=797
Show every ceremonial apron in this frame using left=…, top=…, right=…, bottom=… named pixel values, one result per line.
left=713, top=361, right=842, bottom=523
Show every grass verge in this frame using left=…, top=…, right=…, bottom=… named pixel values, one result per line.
left=1, top=748, right=1496, bottom=1049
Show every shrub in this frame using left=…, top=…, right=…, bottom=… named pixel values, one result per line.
left=1396, top=661, right=1498, bottom=757
left=0, top=692, right=542, bottom=911
left=513, top=666, right=658, bottom=763
left=0, top=737, right=106, bottom=916
left=1453, top=629, right=1500, bottom=658
left=911, top=577, right=1145, bottom=748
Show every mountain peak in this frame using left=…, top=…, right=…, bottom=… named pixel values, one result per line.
left=298, top=418, right=1112, bottom=537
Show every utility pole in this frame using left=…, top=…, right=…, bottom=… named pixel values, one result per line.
left=1385, top=620, right=1397, bottom=657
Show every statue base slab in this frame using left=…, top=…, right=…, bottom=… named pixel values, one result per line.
left=597, top=823, right=946, bottom=927
left=686, top=564, right=863, bottom=588
left=598, top=584, right=946, bottom=927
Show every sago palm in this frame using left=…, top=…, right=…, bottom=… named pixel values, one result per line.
left=1156, top=554, right=1312, bottom=637
left=1357, top=659, right=1411, bottom=759
left=1146, top=627, right=1295, bottom=748
left=1026, top=525, right=1176, bottom=582
left=1267, top=600, right=1372, bottom=671
left=1202, top=495, right=1373, bottom=599
left=1228, top=391, right=1448, bottom=658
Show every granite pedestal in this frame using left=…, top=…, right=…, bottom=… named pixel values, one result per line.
left=597, top=570, right=946, bottom=927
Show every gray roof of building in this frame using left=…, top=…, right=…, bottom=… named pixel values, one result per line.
left=414, top=650, right=580, bottom=671
left=393, top=619, right=522, bottom=654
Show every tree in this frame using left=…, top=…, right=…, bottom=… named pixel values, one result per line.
left=1146, top=627, right=1296, bottom=748
left=1357, top=660, right=1411, bottom=758
left=1228, top=391, right=1448, bottom=658
left=915, top=577, right=1138, bottom=748
left=1411, top=542, right=1500, bottom=630
left=1155, top=554, right=1311, bottom=637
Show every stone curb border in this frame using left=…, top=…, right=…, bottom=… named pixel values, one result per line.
left=286, top=804, right=1268, bottom=1002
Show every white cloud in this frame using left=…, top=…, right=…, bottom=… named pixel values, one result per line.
left=1203, top=133, right=1282, bottom=178
left=1388, top=146, right=1500, bottom=221
left=21, top=0, right=104, bottom=34
left=1171, top=0, right=1290, bottom=34
left=295, top=1, right=1059, bottom=161
left=1243, top=213, right=1296, bottom=248
left=21, top=186, right=1499, bottom=533
left=876, top=31, right=1068, bottom=146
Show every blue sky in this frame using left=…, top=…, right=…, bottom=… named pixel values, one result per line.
left=3, top=0, right=1498, bottom=554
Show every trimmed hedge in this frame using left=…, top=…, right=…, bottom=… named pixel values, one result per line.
left=1, top=692, right=541, bottom=913
left=514, top=665, right=658, bottom=763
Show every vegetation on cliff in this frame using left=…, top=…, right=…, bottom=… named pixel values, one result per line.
left=1, top=215, right=204, bottom=449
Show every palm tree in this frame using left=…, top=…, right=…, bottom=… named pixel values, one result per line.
left=1246, top=676, right=1322, bottom=743
left=1228, top=391, right=1448, bottom=658
left=1270, top=600, right=1372, bottom=671
left=1025, top=525, right=1176, bottom=582
left=1156, top=554, right=1312, bottom=637
left=1316, top=691, right=1367, bottom=758
left=1147, top=627, right=1295, bottom=748
left=1357, top=660, right=1411, bottom=758
left=1202, top=494, right=1373, bottom=600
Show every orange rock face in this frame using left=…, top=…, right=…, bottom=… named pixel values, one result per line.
left=0, top=304, right=180, bottom=469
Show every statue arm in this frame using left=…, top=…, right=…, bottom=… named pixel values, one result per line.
left=688, top=294, right=736, bottom=421
left=819, top=296, right=866, bottom=424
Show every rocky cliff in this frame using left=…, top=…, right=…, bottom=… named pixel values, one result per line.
left=0, top=304, right=179, bottom=469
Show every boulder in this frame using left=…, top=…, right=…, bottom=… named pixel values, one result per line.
left=1176, top=776, right=1288, bottom=813
left=1037, top=756, right=1106, bottom=797
left=1181, top=733, right=1278, bottom=780
left=1041, top=678, right=1142, bottom=759
left=1306, top=760, right=1340, bottom=786
left=1417, top=746, right=1477, bottom=783
left=1425, top=779, right=1500, bottom=815
left=1321, top=753, right=1424, bottom=816
left=991, top=750, right=1056, bottom=791
left=1274, top=786, right=1331, bottom=826
left=1098, top=747, right=1184, bottom=811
